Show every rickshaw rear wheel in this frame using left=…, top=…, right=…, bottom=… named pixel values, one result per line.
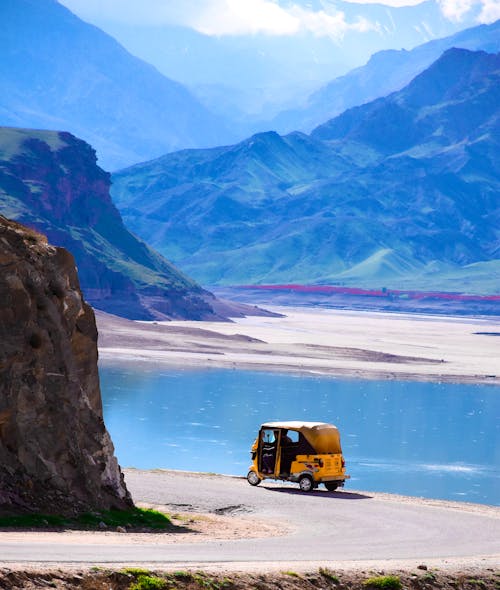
left=298, top=474, right=314, bottom=492
left=324, top=482, right=339, bottom=491
left=247, top=470, right=261, bottom=486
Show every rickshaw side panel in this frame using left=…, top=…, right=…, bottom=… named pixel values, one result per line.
left=290, top=453, right=347, bottom=482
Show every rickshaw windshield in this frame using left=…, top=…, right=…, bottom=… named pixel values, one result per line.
left=261, top=429, right=276, bottom=443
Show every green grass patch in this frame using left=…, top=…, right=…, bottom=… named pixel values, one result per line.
left=122, top=568, right=152, bottom=577
left=172, top=571, right=193, bottom=580
left=319, top=567, right=340, bottom=583
left=0, top=514, right=67, bottom=528
left=0, top=507, right=171, bottom=530
left=130, top=575, right=166, bottom=590
left=363, top=575, right=402, bottom=590
left=167, top=572, right=233, bottom=589
left=77, top=507, right=171, bottom=529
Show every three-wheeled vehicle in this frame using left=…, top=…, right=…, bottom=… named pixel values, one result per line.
left=247, top=421, right=349, bottom=492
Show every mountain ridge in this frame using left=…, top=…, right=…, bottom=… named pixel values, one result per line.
left=112, top=48, right=500, bottom=294
left=270, top=19, right=500, bottom=134
left=312, top=48, right=500, bottom=153
left=0, top=126, right=234, bottom=320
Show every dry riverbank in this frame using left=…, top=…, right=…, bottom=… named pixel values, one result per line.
left=1, top=564, right=499, bottom=590
left=96, top=306, right=500, bottom=384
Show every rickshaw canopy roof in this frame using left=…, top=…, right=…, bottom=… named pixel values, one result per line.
left=260, top=421, right=342, bottom=454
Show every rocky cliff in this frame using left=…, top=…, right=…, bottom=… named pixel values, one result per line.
left=0, top=126, right=227, bottom=321
left=0, top=216, right=131, bottom=514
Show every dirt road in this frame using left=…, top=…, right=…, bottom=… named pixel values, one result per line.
left=1, top=470, right=499, bottom=569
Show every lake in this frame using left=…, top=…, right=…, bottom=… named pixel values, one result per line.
left=100, top=364, right=500, bottom=506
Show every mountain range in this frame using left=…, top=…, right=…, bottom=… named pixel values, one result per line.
left=2, top=1, right=498, bottom=299
left=271, top=19, right=500, bottom=133
left=2, top=0, right=496, bottom=172
left=0, top=127, right=240, bottom=320
left=111, top=48, right=500, bottom=294
left=0, top=0, right=234, bottom=170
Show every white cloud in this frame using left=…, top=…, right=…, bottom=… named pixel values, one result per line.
left=341, top=0, right=424, bottom=5
left=60, top=0, right=376, bottom=38
left=289, top=6, right=375, bottom=38
left=190, top=0, right=300, bottom=36
left=436, top=0, right=500, bottom=22
left=59, top=0, right=500, bottom=35
left=477, top=0, right=500, bottom=21
left=437, top=0, right=476, bottom=20
left=343, top=0, right=500, bottom=21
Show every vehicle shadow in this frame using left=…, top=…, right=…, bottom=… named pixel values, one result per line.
left=262, top=486, right=372, bottom=500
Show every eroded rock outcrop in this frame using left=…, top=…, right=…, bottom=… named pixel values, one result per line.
left=0, top=126, right=226, bottom=321
left=0, top=216, right=132, bottom=514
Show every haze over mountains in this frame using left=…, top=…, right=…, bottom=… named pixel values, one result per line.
left=271, top=19, right=500, bottom=133
left=59, top=0, right=486, bottom=121
left=1, top=0, right=498, bottom=170
left=0, top=0, right=235, bottom=170
left=112, top=48, right=500, bottom=294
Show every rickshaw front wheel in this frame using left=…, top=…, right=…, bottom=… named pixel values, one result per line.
left=298, top=474, right=314, bottom=492
left=247, top=470, right=261, bottom=486
left=324, top=482, right=339, bottom=491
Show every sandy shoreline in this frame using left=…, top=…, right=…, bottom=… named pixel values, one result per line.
left=96, top=306, right=500, bottom=384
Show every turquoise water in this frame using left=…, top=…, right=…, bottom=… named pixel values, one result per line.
left=100, top=365, right=500, bottom=506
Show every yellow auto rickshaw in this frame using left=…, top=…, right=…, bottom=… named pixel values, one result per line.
left=247, top=421, right=349, bottom=492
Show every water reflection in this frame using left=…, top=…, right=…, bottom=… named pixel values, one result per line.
left=99, top=365, right=500, bottom=506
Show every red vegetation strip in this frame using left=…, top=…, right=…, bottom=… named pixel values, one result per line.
left=238, top=284, right=500, bottom=302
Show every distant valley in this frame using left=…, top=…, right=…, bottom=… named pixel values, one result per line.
left=59, top=0, right=485, bottom=123
left=1, top=0, right=495, bottom=171
left=0, top=0, right=236, bottom=170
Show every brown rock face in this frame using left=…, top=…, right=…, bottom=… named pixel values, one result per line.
left=0, top=127, right=223, bottom=321
left=0, top=216, right=132, bottom=514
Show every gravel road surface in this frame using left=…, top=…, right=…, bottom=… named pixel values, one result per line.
left=0, top=470, right=499, bottom=569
